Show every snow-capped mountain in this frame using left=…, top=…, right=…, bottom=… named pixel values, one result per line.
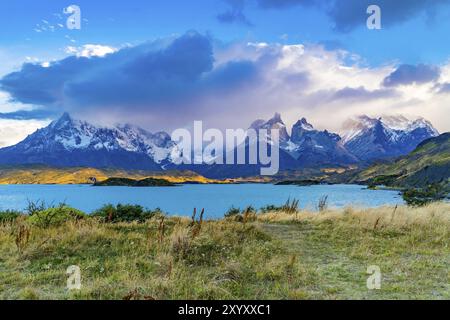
left=342, top=115, right=439, bottom=161
left=196, top=114, right=358, bottom=178
left=288, top=117, right=358, bottom=165
left=249, top=114, right=357, bottom=166
left=0, top=113, right=175, bottom=170
left=0, top=112, right=439, bottom=177
left=250, top=112, right=290, bottom=142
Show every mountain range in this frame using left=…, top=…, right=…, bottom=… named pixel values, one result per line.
left=342, top=115, right=439, bottom=161
left=0, top=112, right=440, bottom=178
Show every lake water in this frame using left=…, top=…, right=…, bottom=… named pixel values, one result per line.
left=0, top=184, right=403, bottom=218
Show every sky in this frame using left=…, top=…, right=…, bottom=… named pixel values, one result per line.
left=0, top=0, right=450, bottom=147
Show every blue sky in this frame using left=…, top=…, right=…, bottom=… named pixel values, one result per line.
left=1, top=0, right=450, bottom=65
left=0, top=0, right=450, bottom=146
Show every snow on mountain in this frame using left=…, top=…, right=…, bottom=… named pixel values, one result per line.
left=250, top=112, right=290, bottom=142
left=0, top=112, right=440, bottom=175
left=0, top=113, right=175, bottom=170
left=247, top=113, right=357, bottom=166
left=342, top=115, right=439, bottom=161
left=47, top=113, right=176, bottom=164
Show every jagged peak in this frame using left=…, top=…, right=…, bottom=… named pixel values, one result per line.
left=345, top=114, right=437, bottom=133
left=249, top=113, right=285, bottom=129
left=50, top=112, right=74, bottom=129
left=263, top=112, right=286, bottom=128
left=293, top=117, right=314, bottom=131
left=270, top=112, right=283, bottom=123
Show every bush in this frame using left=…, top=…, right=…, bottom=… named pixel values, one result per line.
left=402, top=183, right=448, bottom=207
left=0, top=210, right=23, bottom=223
left=224, top=206, right=256, bottom=222
left=260, top=205, right=279, bottom=213
left=224, top=206, right=241, bottom=218
left=92, top=204, right=162, bottom=223
left=27, top=204, right=86, bottom=227
left=260, top=198, right=300, bottom=214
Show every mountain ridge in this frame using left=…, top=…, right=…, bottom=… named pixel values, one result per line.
left=0, top=112, right=439, bottom=178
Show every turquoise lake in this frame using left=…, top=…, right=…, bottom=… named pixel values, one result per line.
left=0, top=184, right=404, bottom=218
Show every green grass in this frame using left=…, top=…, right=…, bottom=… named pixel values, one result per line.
left=0, top=203, right=449, bottom=300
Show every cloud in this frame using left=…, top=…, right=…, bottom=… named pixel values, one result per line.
left=255, top=0, right=450, bottom=32
left=331, top=86, right=397, bottom=101
left=1, top=32, right=215, bottom=107
left=1, top=33, right=449, bottom=136
left=0, top=119, right=50, bottom=148
left=217, top=0, right=253, bottom=26
left=65, top=44, right=117, bottom=58
left=383, top=64, right=441, bottom=87
left=0, top=109, right=56, bottom=120
left=437, top=82, right=450, bottom=94
left=0, top=32, right=261, bottom=125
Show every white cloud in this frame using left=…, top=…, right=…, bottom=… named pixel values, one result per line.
left=204, top=42, right=450, bottom=134
left=0, top=119, right=50, bottom=148
left=65, top=44, right=117, bottom=58
left=1, top=39, right=449, bottom=138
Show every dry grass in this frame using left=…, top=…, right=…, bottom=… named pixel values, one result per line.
left=0, top=203, right=449, bottom=300
left=258, top=202, right=450, bottom=229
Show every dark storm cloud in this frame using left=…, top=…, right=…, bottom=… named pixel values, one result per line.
left=326, top=0, right=449, bottom=32
left=0, top=32, right=258, bottom=113
left=230, top=0, right=450, bottom=32
left=383, top=64, right=441, bottom=87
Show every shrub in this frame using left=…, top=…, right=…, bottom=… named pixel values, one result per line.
left=92, top=204, right=162, bottom=223
left=260, top=205, right=279, bottom=213
left=27, top=204, right=86, bottom=227
left=260, top=198, right=300, bottom=214
left=0, top=210, right=23, bottom=223
left=402, top=183, right=448, bottom=207
left=224, top=206, right=257, bottom=223
left=224, top=206, right=241, bottom=218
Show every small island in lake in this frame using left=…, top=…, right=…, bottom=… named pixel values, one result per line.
left=93, top=177, right=176, bottom=187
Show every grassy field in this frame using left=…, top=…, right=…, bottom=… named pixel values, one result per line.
left=0, top=203, right=449, bottom=300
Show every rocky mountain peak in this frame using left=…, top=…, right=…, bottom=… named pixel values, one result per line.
left=342, top=114, right=439, bottom=161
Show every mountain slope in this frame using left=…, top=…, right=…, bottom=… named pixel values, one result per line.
left=353, top=133, right=450, bottom=188
left=0, top=113, right=174, bottom=170
left=342, top=115, right=438, bottom=161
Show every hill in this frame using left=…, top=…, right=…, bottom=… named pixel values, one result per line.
left=352, top=133, right=450, bottom=189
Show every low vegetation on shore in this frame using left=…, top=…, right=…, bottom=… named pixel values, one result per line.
left=0, top=166, right=224, bottom=185
left=93, top=177, right=176, bottom=187
left=0, top=201, right=448, bottom=300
